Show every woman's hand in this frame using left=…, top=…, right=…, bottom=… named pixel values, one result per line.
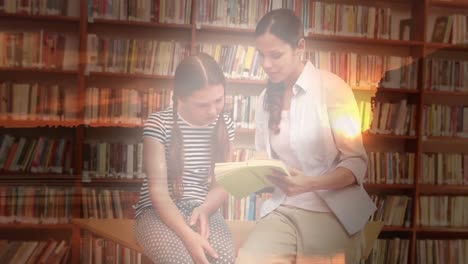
left=267, top=167, right=315, bottom=196
left=190, top=205, right=210, bottom=239
left=183, top=229, right=219, bottom=264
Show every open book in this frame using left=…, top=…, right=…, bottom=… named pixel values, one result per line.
left=214, top=159, right=289, bottom=199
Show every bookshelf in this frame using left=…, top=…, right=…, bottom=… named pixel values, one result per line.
left=0, top=0, right=467, bottom=263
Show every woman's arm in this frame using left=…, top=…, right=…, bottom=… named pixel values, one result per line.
left=267, top=75, right=367, bottom=196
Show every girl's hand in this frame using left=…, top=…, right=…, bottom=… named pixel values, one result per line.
left=190, top=205, right=210, bottom=239
left=267, top=167, right=314, bottom=196
left=183, top=230, right=218, bottom=264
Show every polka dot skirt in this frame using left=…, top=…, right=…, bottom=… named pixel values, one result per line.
left=135, top=200, right=235, bottom=264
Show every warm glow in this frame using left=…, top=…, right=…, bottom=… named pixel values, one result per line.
left=331, top=111, right=362, bottom=139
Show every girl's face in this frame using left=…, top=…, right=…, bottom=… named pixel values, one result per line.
left=255, top=32, right=302, bottom=84
left=178, top=84, right=225, bottom=126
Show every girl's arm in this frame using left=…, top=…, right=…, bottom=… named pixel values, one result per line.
left=144, top=136, right=193, bottom=239
left=189, top=141, right=233, bottom=239
left=197, top=141, right=234, bottom=215
left=144, top=137, right=218, bottom=263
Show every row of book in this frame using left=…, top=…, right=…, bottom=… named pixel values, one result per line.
left=88, top=0, right=192, bottom=24
left=3, top=133, right=468, bottom=183
left=0, top=135, right=73, bottom=174
left=0, top=240, right=70, bottom=264
left=370, top=195, right=413, bottom=227
left=365, top=238, right=410, bottom=264
left=84, top=87, right=172, bottom=125
left=83, top=142, right=144, bottom=179
left=305, top=52, right=418, bottom=90
left=232, top=148, right=255, bottom=162
left=81, top=188, right=139, bottom=219
left=416, top=239, right=468, bottom=264
left=421, top=153, right=468, bottom=185
left=221, top=193, right=414, bottom=225
left=86, top=92, right=259, bottom=129
left=195, top=0, right=294, bottom=29
left=430, top=15, right=468, bottom=44
left=301, top=2, right=393, bottom=39
left=0, top=0, right=78, bottom=17
left=422, top=104, right=468, bottom=138
left=0, top=186, right=74, bottom=224
left=0, top=82, right=78, bottom=122
left=369, top=100, right=418, bottom=136
left=81, top=232, right=146, bottom=264
left=82, top=145, right=256, bottom=181
left=225, top=95, right=258, bottom=129
left=366, top=152, right=416, bottom=185
left=196, top=44, right=267, bottom=80
left=2, top=31, right=468, bottom=94
left=196, top=0, right=394, bottom=40
left=87, top=35, right=190, bottom=76
left=418, top=196, right=468, bottom=227
left=220, top=192, right=271, bottom=221
left=0, top=31, right=78, bottom=70
left=425, top=58, right=468, bottom=92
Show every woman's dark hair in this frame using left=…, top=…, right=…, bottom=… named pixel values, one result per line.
left=255, top=8, right=304, bottom=134
left=169, top=53, right=229, bottom=201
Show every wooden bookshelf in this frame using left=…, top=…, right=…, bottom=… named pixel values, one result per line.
left=0, top=0, right=467, bottom=263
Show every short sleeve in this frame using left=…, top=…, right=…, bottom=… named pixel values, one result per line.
left=223, top=114, right=236, bottom=141
left=143, top=112, right=167, bottom=144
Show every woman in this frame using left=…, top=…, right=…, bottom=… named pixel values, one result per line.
left=134, top=53, right=235, bottom=264
left=236, top=9, right=375, bottom=264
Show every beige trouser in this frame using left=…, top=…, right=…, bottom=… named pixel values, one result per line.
left=235, top=206, right=362, bottom=264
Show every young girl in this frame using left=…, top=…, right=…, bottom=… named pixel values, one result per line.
left=237, top=8, right=375, bottom=264
left=134, top=53, right=235, bottom=264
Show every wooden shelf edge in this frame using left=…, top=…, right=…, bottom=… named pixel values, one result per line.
left=90, top=18, right=192, bottom=29
left=416, top=227, right=468, bottom=233
left=424, top=90, right=468, bottom=96
left=0, top=174, right=78, bottom=181
left=363, top=133, right=418, bottom=139
left=227, top=79, right=266, bottom=85
left=430, top=0, right=468, bottom=9
left=422, top=136, right=468, bottom=142
left=377, top=87, right=420, bottom=94
left=81, top=178, right=144, bottom=185
left=87, top=71, right=174, bottom=80
left=381, top=226, right=413, bottom=232
left=418, top=184, right=468, bottom=194
left=84, top=122, right=143, bottom=128
left=0, top=223, right=73, bottom=229
left=197, top=25, right=255, bottom=33
left=0, top=13, right=79, bottom=22
left=425, top=42, right=468, bottom=51
left=0, top=120, right=82, bottom=128
left=0, top=67, right=78, bottom=74
left=364, top=183, right=415, bottom=190
left=307, top=34, right=424, bottom=46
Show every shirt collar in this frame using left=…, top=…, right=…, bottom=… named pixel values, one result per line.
left=293, top=61, right=319, bottom=95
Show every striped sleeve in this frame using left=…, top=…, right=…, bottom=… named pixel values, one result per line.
left=143, top=112, right=167, bottom=144
left=224, top=114, right=235, bottom=141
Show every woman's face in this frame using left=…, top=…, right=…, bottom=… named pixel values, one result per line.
left=178, top=84, right=225, bottom=126
left=255, top=32, right=300, bottom=83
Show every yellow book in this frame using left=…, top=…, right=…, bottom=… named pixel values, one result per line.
left=214, top=159, right=289, bottom=199
left=361, top=221, right=384, bottom=260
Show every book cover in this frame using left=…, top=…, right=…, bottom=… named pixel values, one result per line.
left=215, top=159, right=289, bottom=199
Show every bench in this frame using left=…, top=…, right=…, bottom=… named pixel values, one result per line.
left=72, top=218, right=382, bottom=262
